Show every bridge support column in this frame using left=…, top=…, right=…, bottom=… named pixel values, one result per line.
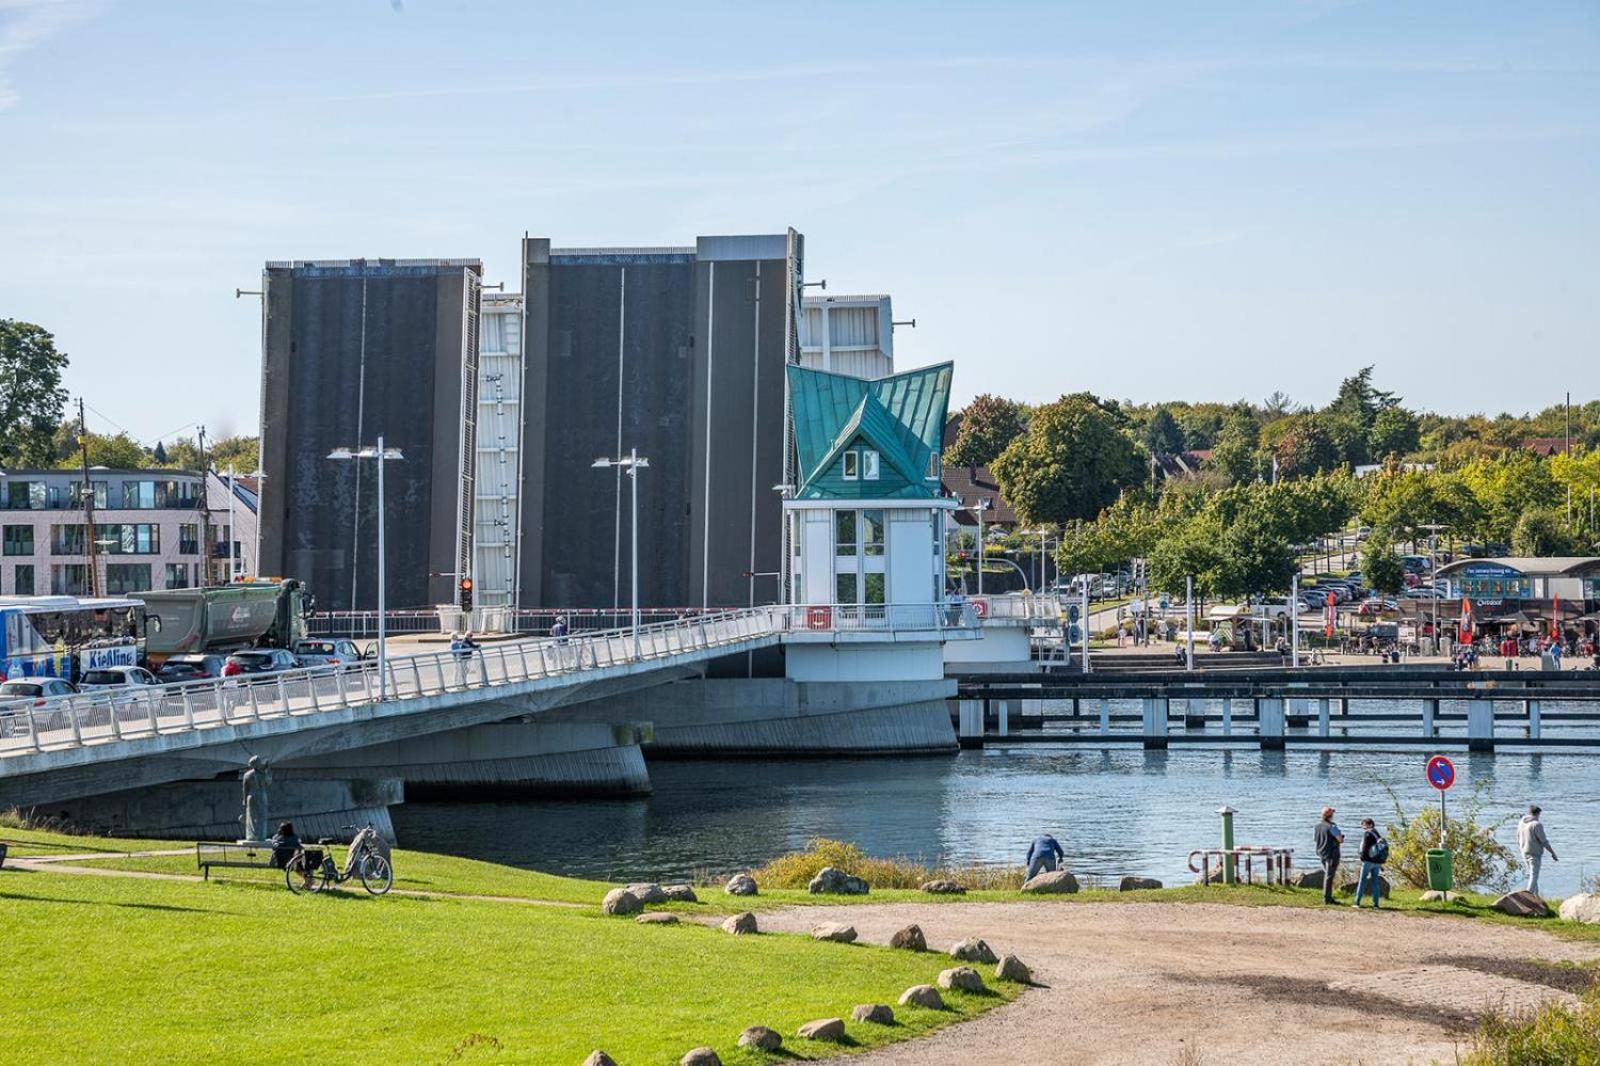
left=1287, top=697, right=1310, bottom=728
left=1142, top=697, right=1169, bottom=750
left=1221, top=697, right=1233, bottom=737
left=1183, top=699, right=1206, bottom=730
left=1258, top=698, right=1285, bottom=750
left=1526, top=699, right=1541, bottom=739
left=958, top=700, right=985, bottom=749
left=1423, top=698, right=1437, bottom=738
left=1098, top=697, right=1110, bottom=736
left=1318, top=698, right=1330, bottom=737
left=1468, top=699, right=1495, bottom=752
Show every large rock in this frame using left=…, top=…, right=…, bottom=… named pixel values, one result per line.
left=852, top=1003, right=894, bottom=1025
left=950, top=937, right=998, bottom=964
left=796, top=1018, right=847, bottom=1043
left=721, top=912, right=759, bottom=935
left=1020, top=870, right=1078, bottom=894
left=1337, top=875, right=1392, bottom=899
left=737, top=1026, right=782, bottom=1051
left=995, top=954, right=1032, bottom=983
left=898, top=984, right=945, bottom=1009
left=1492, top=890, right=1552, bottom=917
left=680, top=1049, right=720, bottom=1066
left=601, top=888, right=642, bottom=916
left=938, top=966, right=985, bottom=993
left=1559, top=892, right=1600, bottom=924
left=921, top=878, right=966, bottom=895
left=889, top=924, right=927, bottom=952
left=625, top=882, right=667, bottom=905
left=582, top=1053, right=616, bottom=1066
left=1289, top=869, right=1324, bottom=890
left=1119, top=876, right=1163, bottom=891
left=636, top=912, right=679, bottom=925
left=662, top=883, right=699, bottom=903
left=1421, top=890, right=1460, bottom=902
left=808, top=866, right=870, bottom=895
left=812, top=922, right=858, bottom=944
left=725, top=873, right=759, bottom=896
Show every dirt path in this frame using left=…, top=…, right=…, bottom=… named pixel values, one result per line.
left=757, top=901, right=1598, bottom=1066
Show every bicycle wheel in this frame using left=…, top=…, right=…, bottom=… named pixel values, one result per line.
left=285, top=852, right=332, bottom=894
left=359, top=853, right=393, bottom=896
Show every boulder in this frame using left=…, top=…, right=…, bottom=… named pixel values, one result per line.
left=1492, top=890, right=1552, bottom=918
left=626, top=882, right=668, bottom=905
left=796, top=1018, right=847, bottom=1043
left=1020, top=870, right=1078, bottom=894
left=938, top=966, right=985, bottom=993
left=1559, top=892, right=1600, bottom=924
left=725, top=873, right=759, bottom=896
left=1289, top=869, right=1324, bottom=890
left=721, top=911, right=759, bottom=935
left=995, top=954, right=1032, bottom=983
left=921, top=878, right=966, bottom=895
left=662, top=883, right=699, bottom=903
left=812, top=922, right=858, bottom=944
left=679, top=1049, right=720, bottom=1066
left=889, top=924, right=927, bottom=952
left=1421, top=890, right=1460, bottom=902
left=737, top=1026, right=782, bottom=1051
left=1119, top=876, right=1163, bottom=891
left=1337, top=875, right=1392, bottom=899
left=601, top=888, right=642, bottom=916
left=808, top=866, right=870, bottom=895
left=949, top=937, right=998, bottom=964
left=582, top=1053, right=617, bottom=1066
left=852, top=1003, right=894, bottom=1025
left=898, top=984, right=945, bottom=1010
left=636, top=912, right=679, bottom=925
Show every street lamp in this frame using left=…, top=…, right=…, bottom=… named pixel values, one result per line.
left=592, top=448, right=650, bottom=659
left=328, top=438, right=403, bottom=701
left=1020, top=527, right=1054, bottom=593
left=964, top=498, right=991, bottom=596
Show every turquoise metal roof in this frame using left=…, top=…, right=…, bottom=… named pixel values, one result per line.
left=788, top=361, right=953, bottom=499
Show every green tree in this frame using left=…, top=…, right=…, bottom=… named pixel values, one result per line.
left=990, top=394, right=1142, bottom=525
left=1363, top=538, right=1405, bottom=596
left=1209, top=408, right=1262, bottom=484
left=945, top=394, right=1027, bottom=468
left=209, top=435, right=260, bottom=472
left=52, top=423, right=151, bottom=470
left=1210, top=510, right=1297, bottom=598
left=1273, top=415, right=1340, bottom=479
left=0, top=319, right=70, bottom=468
left=1142, top=407, right=1184, bottom=459
left=1147, top=515, right=1221, bottom=597
left=1511, top=508, right=1585, bottom=557
left=1368, top=406, right=1420, bottom=459
left=152, top=440, right=169, bottom=465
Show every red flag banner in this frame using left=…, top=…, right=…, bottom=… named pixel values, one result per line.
left=1458, top=597, right=1473, bottom=643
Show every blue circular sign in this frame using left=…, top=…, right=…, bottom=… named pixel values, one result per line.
left=1426, top=755, right=1455, bottom=791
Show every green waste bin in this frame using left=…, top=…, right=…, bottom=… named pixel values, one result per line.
left=1426, top=848, right=1453, bottom=892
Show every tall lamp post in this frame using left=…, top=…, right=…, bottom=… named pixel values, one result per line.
left=592, top=448, right=650, bottom=659
left=328, top=438, right=403, bottom=701
left=965, top=498, right=992, bottom=596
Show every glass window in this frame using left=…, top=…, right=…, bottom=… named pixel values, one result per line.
left=835, top=510, right=857, bottom=556
left=51, top=564, right=87, bottom=595
left=835, top=571, right=858, bottom=605
left=863, top=510, right=885, bottom=556
left=51, top=524, right=86, bottom=555
left=4, top=481, right=47, bottom=510
left=926, top=453, right=940, bottom=480
left=13, top=564, right=34, bottom=595
left=865, top=572, right=886, bottom=605
left=70, top=481, right=109, bottom=508
left=862, top=450, right=880, bottom=480
left=842, top=451, right=859, bottom=480
left=101, top=524, right=160, bottom=554
left=121, top=480, right=157, bottom=509
left=164, top=563, right=190, bottom=589
left=2, top=525, right=33, bottom=556
left=179, top=523, right=199, bottom=555
left=104, top=564, right=152, bottom=594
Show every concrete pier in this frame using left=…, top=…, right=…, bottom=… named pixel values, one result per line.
left=1258, top=698, right=1285, bottom=750
left=46, top=777, right=403, bottom=842
left=1142, top=697, right=1169, bottom=750
left=957, top=699, right=984, bottom=749
left=1526, top=699, right=1541, bottom=739
left=1468, top=699, right=1495, bottom=752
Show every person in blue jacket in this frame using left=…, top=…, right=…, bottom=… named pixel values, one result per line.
left=1025, top=833, right=1065, bottom=879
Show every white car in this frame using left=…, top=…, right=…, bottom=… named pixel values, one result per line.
left=77, top=665, right=159, bottom=690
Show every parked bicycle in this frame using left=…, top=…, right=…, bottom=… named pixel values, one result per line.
left=285, top=823, right=394, bottom=896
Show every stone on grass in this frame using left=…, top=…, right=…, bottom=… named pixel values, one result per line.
left=995, top=953, right=1032, bottom=983
left=1337, top=875, right=1392, bottom=899
left=737, top=1026, right=782, bottom=1051
left=582, top=1053, right=616, bottom=1066
left=808, top=865, right=870, bottom=895
left=725, top=873, right=759, bottom=896
left=1559, top=893, right=1600, bottom=924
left=852, top=1003, right=894, bottom=1025
left=889, top=924, right=927, bottom=952
left=949, top=937, right=998, bottom=964
left=898, top=984, right=945, bottom=1010
left=680, top=1048, right=720, bottom=1066
left=921, top=878, right=966, bottom=895
left=636, top=912, right=679, bottom=925
left=626, top=882, right=667, bottom=905
left=796, top=1018, right=847, bottom=1042
left=661, top=883, right=698, bottom=903
left=1492, top=890, right=1552, bottom=918
left=938, top=966, right=985, bottom=993
left=721, top=911, right=759, bottom=935
left=812, top=922, right=858, bottom=943
left=1421, top=890, right=1460, bottom=902
left=1020, top=870, right=1078, bottom=894
left=601, top=888, right=642, bottom=916
left=1119, top=876, right=1163, bottom=891
left=1289, top=869, right=1324, bottom=890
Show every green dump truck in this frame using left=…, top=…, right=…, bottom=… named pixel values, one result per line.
left=136, top=580, right=309, bottom=664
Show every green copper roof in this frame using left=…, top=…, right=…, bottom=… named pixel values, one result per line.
left=789, top=361, right=953, bottom=499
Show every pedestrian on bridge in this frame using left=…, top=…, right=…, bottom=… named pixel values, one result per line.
left=1313, top=807, right=1344, bottom=905
left=551, top=616, right=569, bottom=644
left=1025, top=833, right=1065, bottom=880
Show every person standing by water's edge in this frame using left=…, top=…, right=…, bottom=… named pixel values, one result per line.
left=1518, top=805, right=1557, bottom=897
left=1025, top=833, right=1065, bottom=880
left=1354, top=817, right=1387, bottom=909
left=1314, top=807, right=1344, bottom=905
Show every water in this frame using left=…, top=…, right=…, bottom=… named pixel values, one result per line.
left=392, top=745, right=1600, bottom=896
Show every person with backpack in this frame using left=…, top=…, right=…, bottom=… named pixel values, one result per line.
left=1354, top=817, right=1387, bottom=909
left=1313, top=807, right=1344, bottom=905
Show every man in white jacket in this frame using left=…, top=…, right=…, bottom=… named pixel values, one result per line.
left=1517, top=805, right=1558, bottom=896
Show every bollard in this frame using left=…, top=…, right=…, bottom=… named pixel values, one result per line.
left=1219, top=806, right=1237, bottom=884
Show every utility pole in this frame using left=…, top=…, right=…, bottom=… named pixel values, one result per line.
left=197, top=426, right=213, bottom=587
left=77, top=398, right=99, bottom=597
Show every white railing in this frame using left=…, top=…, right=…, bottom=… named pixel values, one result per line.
left=970, top=593, right=1062, bottom=622
left=0, top=608, right=783, bottom=760
left=781, top=602, right=979, bottom=633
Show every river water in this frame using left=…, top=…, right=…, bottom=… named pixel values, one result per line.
left=393, top=745, right=1600, bottom=897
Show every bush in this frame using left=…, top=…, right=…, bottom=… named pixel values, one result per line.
left=1382, top=784, right=1519, bottom=892
left=747, top=838, right=1026, bottom=891
left=1464, top=986, right=1600, bottom=1066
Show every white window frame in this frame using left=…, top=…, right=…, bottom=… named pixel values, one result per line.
left=862, top=450, right=880, bottom=480
left=842, top=450, right=859, bottom=480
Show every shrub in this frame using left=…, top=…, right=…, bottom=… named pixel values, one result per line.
left=747, top=838, right=1026, bottom=891
left=1382, top=784, right=1519, bottom=892
left=1464, top=986, right=1600, bottom=1066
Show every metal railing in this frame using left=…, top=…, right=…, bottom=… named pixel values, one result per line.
left=970, top=593, right=1062, bottom=622
left=307, top=606, right=728, bottom=639
left=782, top=602, right=979, bottom=632
left=0, top=608, right=783, bottom=760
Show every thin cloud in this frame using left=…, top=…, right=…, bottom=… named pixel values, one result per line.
left=0, top=0, right=102, bottom=110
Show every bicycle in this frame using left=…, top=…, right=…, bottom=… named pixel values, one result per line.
left=285, top=823, right=394, bottom=896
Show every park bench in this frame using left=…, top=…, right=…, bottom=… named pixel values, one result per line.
left=196, top=840, right=278, bottom=881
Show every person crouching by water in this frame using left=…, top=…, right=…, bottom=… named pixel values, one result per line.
left=1354, top=818, right=1387, bottom=909
left=269, top=820, right=318, bottom=891
left=1313, top=807, right=1344, bottom=905
left=1025, top=833, right=1065, bottom=880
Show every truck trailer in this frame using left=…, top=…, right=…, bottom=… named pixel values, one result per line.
left=136, top=581, right=309, bottom=663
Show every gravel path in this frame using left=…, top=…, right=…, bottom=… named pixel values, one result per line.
left=756, top=900, right=1598, bottom=1066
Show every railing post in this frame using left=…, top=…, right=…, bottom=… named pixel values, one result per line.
left=411, top=659, right=423, bottom=696
left=276, top=676, right=289, bottom=716
left=517, top=642, right=530, bottom=679
left=335, top=667, right=349, bottom=706
left=25, top=704, right=40, bottom=752
left=181, top=689, right=195, bottom=730
left=307, top=675, right=320, bottom=714
left=67, top=700, right=83, bottom=746
left=248, top=684, right=262, bottom=721
left=108, top=697, right=122, bottom=739
left=146, top=691, right=159, bottom=734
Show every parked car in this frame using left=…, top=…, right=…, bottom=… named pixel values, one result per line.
left=1254, top=597, right=1297, bottom=619
left=155, top=654, right=228, bottom=684
left=293, top=639, right=365, bottom=668
left=223, top=648, right=302, bottom=678
left=1357, top=598, right=1400, bottom=617
left=1400, top=555, right=1431, bottom=573
left=78, top=665, right=160, bottom=690
left=0, top=677, right=77, bottom=706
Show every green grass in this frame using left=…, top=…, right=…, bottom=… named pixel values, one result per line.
left=0, top=864, right=1017, bottom=1065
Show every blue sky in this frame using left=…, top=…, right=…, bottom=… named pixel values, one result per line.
left=1, top=0, right=1596, bottom=443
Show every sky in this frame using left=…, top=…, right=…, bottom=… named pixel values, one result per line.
left=1, top=0, right=1596, bottom=444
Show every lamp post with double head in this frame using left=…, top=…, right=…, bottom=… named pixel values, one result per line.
left=328, top=438, right=403, bottom=701
left=965, top=497, right=992, bottom=596
left=592, top=448, right=650, bottom=659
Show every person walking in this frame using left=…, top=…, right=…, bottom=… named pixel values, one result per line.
left=1313, top=807, right=1344, bottom=905
left=1024, top=833, right=1065, bottom=880
left=1353, top=817, right=1387, bottom=909
left=1517, top=805, right=1558, bottom=896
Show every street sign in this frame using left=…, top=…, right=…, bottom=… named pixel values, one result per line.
left=1426, top=755, right=1455, bottom=791
left=1067, top=604, right=1081, bottom=623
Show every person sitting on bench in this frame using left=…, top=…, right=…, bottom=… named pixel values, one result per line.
left=269, top=821, right=320, bottom=889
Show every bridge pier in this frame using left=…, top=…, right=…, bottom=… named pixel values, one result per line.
left=1526, top=699, right=1541, bottom=740
left=1423, top=698, right=1437, bottom=738
left=1142, top=697, right=1169, bottom=750
left=1258, top=698, right=1285, bottom=750
left=1182, top=699, right=1206, bottom=730
left=1317, top=698, right=1330, bottom=737
left=1287, top=697, right=1310, bottom=728
left=1098, top=697, right=1110, bottom=736
left=1221, top=697, right=1233, bottom=737
left=958, top=700, right=984, bottom=749
left=1468, top=699, right=1495, bottom=752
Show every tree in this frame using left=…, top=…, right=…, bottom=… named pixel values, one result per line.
left=945, top=394, right=1027, bottom=468
left=990, top=394, right=1142, bottom=526
left=0, top=319, right=70, bottom=468
left=1363, top=539, right=1405, bottom=596
left=1368, top=406, right=1420, bottom=460
left=209, top=435, right=260, bottom=472
left=1142, top=407, right=1184, bottom=459
left=1148, top=515, right=1221, bottom=597
left=1511, top=508, right=1584, bottom=557
left=1273, top=415, right=1340, bottom=479
left=152, top=440, right=169, bottom=465
left=52, top=425, right=151, bottom=470
left=1209, top=408, right=1262, bottom=485
left=1211, top=510, right=1297, bottom=598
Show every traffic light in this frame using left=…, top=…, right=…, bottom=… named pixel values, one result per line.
left=459, top=577, right=474, bottom=612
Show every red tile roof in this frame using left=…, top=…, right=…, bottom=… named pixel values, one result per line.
left=942, top=464, right=1017, bottom=526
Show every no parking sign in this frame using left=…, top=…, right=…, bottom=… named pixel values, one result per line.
left=1426, top=755, right=1455, bottom=791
